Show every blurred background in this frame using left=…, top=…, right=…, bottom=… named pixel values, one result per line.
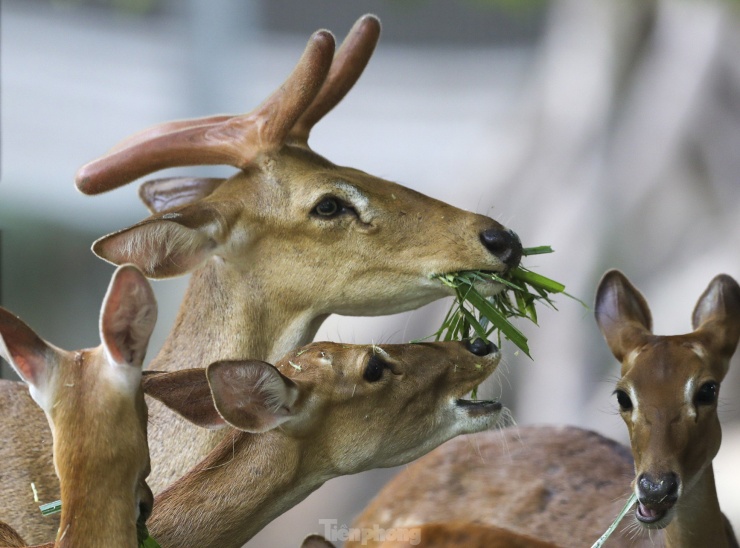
left=1, top=0, right=739, bottom=545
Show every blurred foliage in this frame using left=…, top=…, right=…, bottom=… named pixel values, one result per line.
left=391, top=0, right=546, bottom=11
left=460, top=0, right=547, bottom=12
left=47, top=0, right=162, bottom=16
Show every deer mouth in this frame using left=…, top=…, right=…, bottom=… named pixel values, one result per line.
left=635, top=501, right=672, bottom=528
left=455, top=398, right=502, bottom=417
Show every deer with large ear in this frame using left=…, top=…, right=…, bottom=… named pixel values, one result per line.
left=344, top=272, right=740, bottom=548
left=137, top=338, right=504, bottom=547
left=595, top=270, right=740, bottom=547
left=67, top=14, right=524, bottom=498
left=0, top=265, right=157, bottom=547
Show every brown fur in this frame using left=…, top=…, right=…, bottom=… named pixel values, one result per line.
left=1, top=14, right=522, bottom=545
left=595, top=271, right=740, bottom=548
left=0, top=265, right=157, bottom=546
left=144, top=341, right=503, bottom=547
left=69, top=13, right=522, bottom=506
left=0, top=522, right=27, bottom=547
left=350, top=426, right=641, bottom=547
left=349, top=273, right=740, bottom=548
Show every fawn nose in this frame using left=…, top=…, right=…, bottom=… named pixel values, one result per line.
left=466, top=338, right=498, bottom=356
left=480, top=228, right=522, bottom=270
left=637, top=472, right=679, bottom=506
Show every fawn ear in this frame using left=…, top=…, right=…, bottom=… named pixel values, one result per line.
left=206, top=360, right=300, bottom=433
left=0, top=521, right=27, bottom=547
left=595, top=270, right=653, bottom=362
left=0, top=307, right=55, bottom=392
left=100, top=264, right=158, bottom=369
left=92, top=203, right=233, bottom=279
left=692, top=274, right=740, bottom=373
left=301, top=534, right=336, bottom=548
left=138, top=177, right=225, bottom=214
left=142, top=369, right=226, bottom=429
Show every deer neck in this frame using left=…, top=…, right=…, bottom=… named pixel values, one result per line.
left=152, top=261, right=328, bottom=370
left=149, top=428, right=331, bottom=548
left=56, top=475, right=138, bottom=548
left=663, top=466, right=731, bottom=548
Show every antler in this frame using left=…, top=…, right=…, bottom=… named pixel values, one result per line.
left=75, top=31, right=335, bottom=194
left=289, top=14, right=381, bottom=143
left=76, top=15, right=382, bottom=195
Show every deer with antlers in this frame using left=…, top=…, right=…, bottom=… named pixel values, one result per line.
left=0, top=15, right=521, bottom=543
left=0, top=265, right=158, bottom=547
left=71, top=14, right=521, bottom=496
left=343, top=271, right=740, bottom=547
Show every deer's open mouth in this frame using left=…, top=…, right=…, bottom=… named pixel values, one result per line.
left=455, top=398, right=502, bottom=417
left=635, top=502, right=671, bottom=527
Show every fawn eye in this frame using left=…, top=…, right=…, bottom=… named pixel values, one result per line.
left=614, top=389, right=633, bottom=411
left=313, top=197, right=341, bottom=217
left=694, top=381, right=718, bottom=406
left=363, top=355, right=386, bottom=383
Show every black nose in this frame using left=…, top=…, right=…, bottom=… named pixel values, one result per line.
left=466, top=338, right=498, bottom=356
left=637, top=472, right=679, bottom=506
left=480, top=228, right=522, bottom=269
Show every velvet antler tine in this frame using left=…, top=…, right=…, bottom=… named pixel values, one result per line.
left=75, top=121, right=247, bottom=194
left=253, top=29, right=335, bottom=148
left=290, top=15, right=381, bottom=143
left=109, top=115, right=234, bottom=154
left=76, top=31, right=334, bottom=195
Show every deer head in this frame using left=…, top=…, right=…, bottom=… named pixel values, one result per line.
left=139, top=338, right=503, bottom=546
left=595, top=270, right=740, bottom=539
left=0, top=265, right=158, bottom=546
left=74, top=15, right=521, bottom=322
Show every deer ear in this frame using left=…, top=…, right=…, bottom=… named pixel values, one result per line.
left=142, top=369, right=227, bottom=429
left=92, top=203, right=230, bottom=279
left=595, top=270, right=653, bottom=362
left=301, top=534, right=336, bottom=548
left=138, top=177, right=225, bottom=214
left=692, top=274, right=740, bottom=369
left=100, top=264, right=157, bottom=369
left=0, top=308, right=55, bottom=391
left=206, top=360, right=300, bottom=433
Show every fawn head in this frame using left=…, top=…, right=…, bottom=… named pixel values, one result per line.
left=75, top=15, right=521, bottom=316
left=0, top=265, right=158, bottom=541
left=143, top=338, right=502, bottom=474
left=595, top=270, right=740, bottom=528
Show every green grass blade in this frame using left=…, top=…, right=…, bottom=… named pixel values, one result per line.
left=522, top=246, right=554, bottom=256
left=465, top=288, right=531, bottom=357
left=511, top=268, right=565, bottom=293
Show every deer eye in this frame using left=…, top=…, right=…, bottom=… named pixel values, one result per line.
left=313, top=197, right=341, bottom=217
left=363, top=355, right=386, bottom=383
left=614, top=389, right=633, bottom=412
left=694, top=381, right=718, bottom=406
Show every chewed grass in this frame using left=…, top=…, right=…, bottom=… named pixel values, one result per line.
left=422, top=246, right=582, bottom=359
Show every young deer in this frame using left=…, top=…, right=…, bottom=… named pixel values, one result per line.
left=347, top=271, right=740, bottom=548
left=1, top=327, right=502, bottom=545
left=138, top=338, right=503, bottom=547
left=68, top=14, right=523, bottom=499
left=595, top=270, right=740, bottom=547
left=0, top=264, right=158, bottom=547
